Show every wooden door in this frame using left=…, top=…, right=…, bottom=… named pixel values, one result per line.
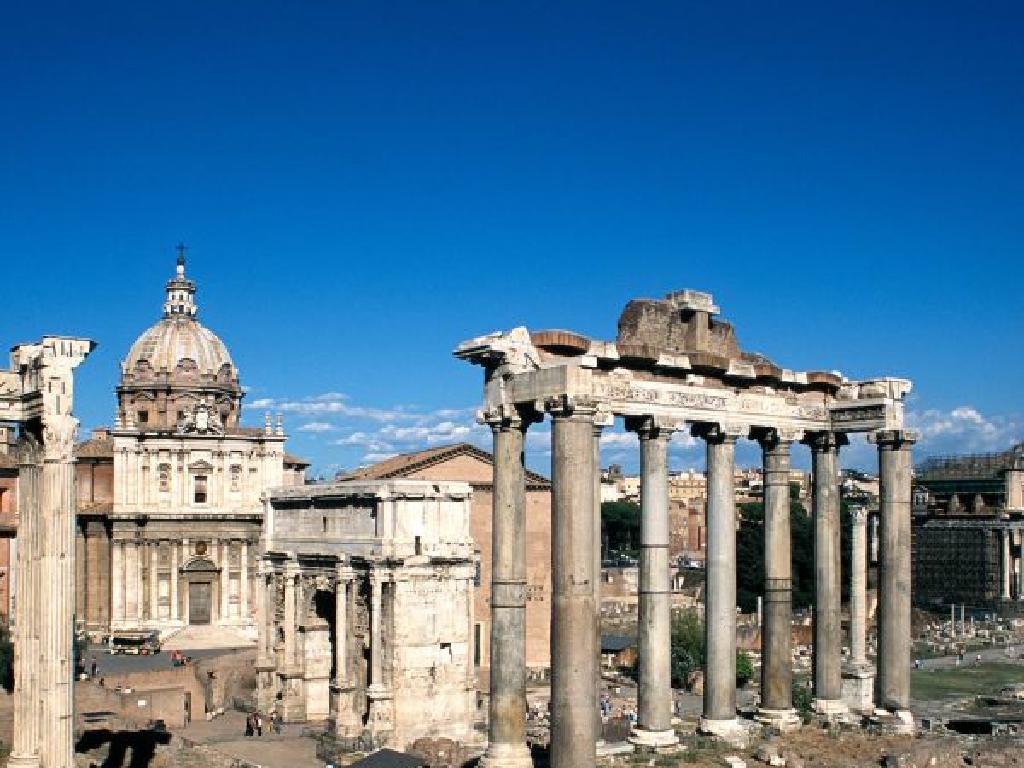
left=189, top=581, right=212, bottom=624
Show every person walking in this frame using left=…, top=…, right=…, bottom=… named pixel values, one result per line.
left=255, top=712, right=263, bottom=737
left=90, top=656, right=98, bottom=678
left=245, top=713, right=254, bottom=738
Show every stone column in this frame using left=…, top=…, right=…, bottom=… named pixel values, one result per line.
left=480, top=405, right=535, bottom=768
left=871, top=429, right=917, bottom=716
left=1017, top=535, right=1024, bottom=600
left=240, top=541, right=249, bottom=617
left=849, top=508, right=868, bottom=668
left=284, top=565, right=298, bottom=668
left=9, top=437, right=41, bottom=768
left=149, top=543, right=159, bottom=622
left=111, top=540, right=124, bottom=626
left=22, top=414, right=80, bottom=768
left=1002, top=529, right=1012, bottom=600
left=756, top=429, right=799, bottom=729
left=547, top=396, right=599, bottom=768
left=369, top=573, right=383, bottom=686
left=124, top=541, right=139, bottom=624
left=170, top=543, right=179, bottom=622
left=220, top=541, right=230, bottom=622
left=592, top=418, right=606, bottom=746
left=626, top=416, right=677, bottom=747
left=842, top=506, right=874, bottom=713
left=694, top=422, right=745, bottom=742
left=807, top=431, right=846, bottom=717
left=334, top=579, right=347, bottom=685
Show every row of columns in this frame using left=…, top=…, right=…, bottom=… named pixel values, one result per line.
left=481, top=400, right=916, bottom=767
left=110, top=538, right=252, bottom=624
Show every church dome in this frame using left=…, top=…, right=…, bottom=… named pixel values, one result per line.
left=124, top=317, right=235, bottom=381
left=117, top=249, right=243, bottom=431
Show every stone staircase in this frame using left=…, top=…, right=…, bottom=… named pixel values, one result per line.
left=162, top=626, right=257, bottom=651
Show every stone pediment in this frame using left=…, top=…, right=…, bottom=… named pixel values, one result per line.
left=188, top=459, right=214, bottom=473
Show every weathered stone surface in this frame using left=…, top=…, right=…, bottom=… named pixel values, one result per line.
left=261, top=480, right=476, bottom=752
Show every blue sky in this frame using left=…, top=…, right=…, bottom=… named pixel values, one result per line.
left=2, top=2, right=1022, bottom=476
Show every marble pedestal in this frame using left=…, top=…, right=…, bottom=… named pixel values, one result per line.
left=841, top=664, right=875, bottom=715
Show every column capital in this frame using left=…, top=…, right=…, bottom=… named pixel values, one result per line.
left=869, top=429, right=918, bottom=448
left=624, top=415, right=679, bottom=441
left=480, top=403, right=543, bottom=432
left=691, top=421, right=747, bottom=444
left=803, top=430, right=849, bottom=451
left=752, top=426, right=803, bottom=449
left=42, top=414, right=79, bottom=461
left=544, top=393, right=601, bottom=420
left=850, top=505, right=869, bottom=524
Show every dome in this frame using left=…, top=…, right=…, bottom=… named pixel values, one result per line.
left=124, top=317, right=235, bottom=380
left=117, top=250, right=243, bottom=431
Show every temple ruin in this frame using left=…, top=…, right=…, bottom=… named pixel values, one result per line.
left=455, top=289, right=916, bottom=768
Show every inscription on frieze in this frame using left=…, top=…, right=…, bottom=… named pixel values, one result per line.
left=831, top=405, right=886, bottom=423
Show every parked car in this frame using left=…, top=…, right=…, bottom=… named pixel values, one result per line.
left=106, top=631, right=161, bottom=655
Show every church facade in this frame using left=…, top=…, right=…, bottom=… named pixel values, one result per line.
left=70, top=254, right=307, bottom=639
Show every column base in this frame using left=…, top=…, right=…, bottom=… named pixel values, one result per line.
left=628, top=726, right=679, bottom=748
left=698, top=716, right=752, bottom=747
left=755, top=707, right=802, bottom=732
left=870, top=708, right=915, bottom=735
left=813, top=698, right=850, bottom=722
left=6, top=753, right=41, bottom=768
left=478, top=742, right=533, bottom=768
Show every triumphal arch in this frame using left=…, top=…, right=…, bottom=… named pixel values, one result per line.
left=456, top=290, right=915, bottom=768
left=0, top=336, right=94, bottom=768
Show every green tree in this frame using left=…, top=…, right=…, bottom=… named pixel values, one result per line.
left=666, top=611, right=755, bottom=691
left=735, top=651, right=754, bottom=688
left=736, top=497, right=815, bottom=612
left=601, top=501, right=641, bottom=559
left=670, top=609, right=705, bottom=689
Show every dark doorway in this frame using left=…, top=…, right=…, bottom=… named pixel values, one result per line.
left=189, top=582, right=212, bottom=625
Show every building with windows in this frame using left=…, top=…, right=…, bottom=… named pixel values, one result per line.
left=0, top=254, right=308, bottom=637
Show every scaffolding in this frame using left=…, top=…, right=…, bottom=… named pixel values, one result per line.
left=917, top=443, right=1024, bottom=481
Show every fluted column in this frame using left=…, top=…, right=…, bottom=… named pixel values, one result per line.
left=806, top=431, right=846, bottom=715
left=592, top=418, right=606, bottom=746
left=849, top=508, right=868, bottom=669
left=694, top=422, right=744, bottom=740
left=9, top=436, right=41, bottom=768
left=480, top=405, right=536, bottom=768
left=756, top=429, right=799, bottom=728
left=626, top=416, right=677, bottom=747
left=547, top=395, right=599, bottom=768
left=871, top=429, right=917, bottom=715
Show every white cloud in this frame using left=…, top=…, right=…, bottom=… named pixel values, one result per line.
left=298, top=421, right=336, bottom=433
left=908, top=405, right=1020, bottom=452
